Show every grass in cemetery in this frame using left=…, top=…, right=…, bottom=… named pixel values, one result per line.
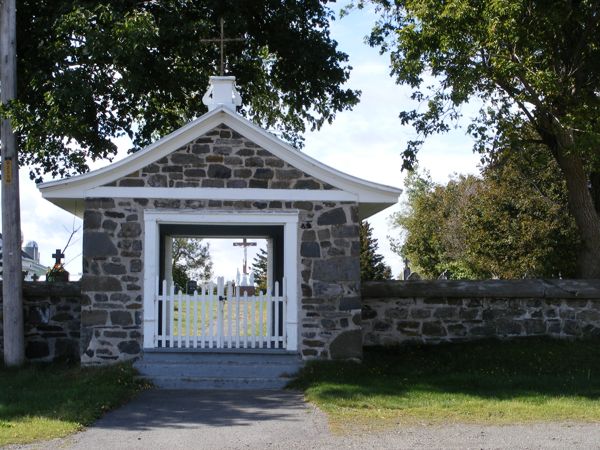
left=289, top=337, right=600, bottom=431
left=172, top=300, right=272, bottom=337
left=0, top=363, right=149, bottom=446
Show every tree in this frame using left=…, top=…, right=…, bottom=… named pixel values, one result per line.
left=251, top=248, right=268, bottom=293
left=171, top=238, right=213, bottom=292
left=361, top=0, right=600, bottom=277
left=393, top=150, right=580, bottom=279
left=4, top=1, right=359, bottom=182
left=392, top=170, right=481, bottom=279
left=360, top=221, right=392, bottom=281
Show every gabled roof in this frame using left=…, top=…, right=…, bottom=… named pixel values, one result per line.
left=39, top=106, right=401, bottom=219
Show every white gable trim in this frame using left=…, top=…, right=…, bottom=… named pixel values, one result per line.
left=38, top=107, right=401, bottom=208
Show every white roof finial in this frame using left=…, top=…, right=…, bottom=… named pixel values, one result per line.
left=202, top=76, right=242, bottom=112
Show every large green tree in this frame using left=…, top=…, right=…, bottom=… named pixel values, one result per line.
left=360, top=0, right=600, bottom=277
left=393, top=149, right=580, bottom=279
left=5, top=1, right=359, bottom=181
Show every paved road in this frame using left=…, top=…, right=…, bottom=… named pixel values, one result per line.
left=9, top=389, right=600, bottom=450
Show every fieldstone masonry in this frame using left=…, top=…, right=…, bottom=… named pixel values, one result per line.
left=362, top=280, right=600, bottom=346
left=0, top=281, right=81, bottom=362
left=81, top=124, right=361, bottom=364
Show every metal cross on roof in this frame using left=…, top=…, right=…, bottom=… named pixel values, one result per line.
left=52, top=248, right=65, bottom=265
left=200, top=18, right=245, bottom=76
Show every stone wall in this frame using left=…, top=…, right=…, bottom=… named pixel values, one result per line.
left=82, top=123, right=361, bottom=364
left=362, top=280, right=600, bottom=345
left=0, top=282, right=81, bottom=362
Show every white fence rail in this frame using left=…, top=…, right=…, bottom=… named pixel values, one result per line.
left=154, top=277, right=287, bottom=350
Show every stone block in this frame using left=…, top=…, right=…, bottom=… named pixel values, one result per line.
left=294, top=179, right=321, bottom=189
left=84, top=232, right=118, bottom=257
left=362, top=305, right=377, bottom=320
left=202, top=179, right=225, bottom=187
left=340, top=297, right=361, bottom=311
left=119, top=223, right=142, bottom=238
left=119, top=178, right=145, bottom=187
left=102, top=262, right=127, bottom=275
left=523, top=319, right=546, bottom=334
left=81, top=309, right=108, bottom=326
left=374, top=320, right=391, bottom=331
left=331, top=225, right=359, bottom=238
left=300, top=242, right=320, bottom=258
left=171, top=153, right=202, bottom=165
left=317, top=208, right=347, bottom=225
left=111, top=310, right=133, bottom=326
left=312, top=257, right=359, bottom=282
left=192, top=144, right=211, bottom=154
left=422, top=321, right=447, bottom=337
left=227, top=180, right=247, bottom=188
left=266, top=158, right=284, bottom=167
left=184, top=169, right=206, bottom=178
left=208, top=164, right=232, bottom=178
left=329, top=329, right=362, bottom=360
left=249, top=180, right=268, bottom=188
left=446, top=323, right=467, bottom=336
left=245, top=157, right=264, bottom=167
left=577, top=309, right=600, bottom=322
left=276, top=168, right=303, bottom=180
left=410, top=308, right=431, bottom=319
left=118, top=340, right=141, bottom=355
left=84, top=211, right=102, bottom=229
left=384, top=308, right=408, bottom=320
left=303, top=339, right=325, bottom=347
left=459, top=308, right=480, bottom=320
left=433, top=306, right=457, bottom=319
left=496, top=319, right=523, bottom=335
left=255, top=168, right=274, bottom=179
left=81, top=275, right=122, bottom=292
left=102, top=220, right=117, bottom=232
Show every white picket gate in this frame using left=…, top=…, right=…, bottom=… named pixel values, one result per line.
left=154, top=277, right=287, bottom=350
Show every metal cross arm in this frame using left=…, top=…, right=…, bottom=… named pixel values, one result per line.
left=200, top=18, right=245, bottom=76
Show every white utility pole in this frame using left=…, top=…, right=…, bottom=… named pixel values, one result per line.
left=1, top=0, right=25, bottom=366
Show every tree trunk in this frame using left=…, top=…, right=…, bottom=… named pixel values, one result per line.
left=590, top=171, right=600, bottom=215
left=555, top=152, right=600, bottom=278
left=1, top=0, right=25, bottom=366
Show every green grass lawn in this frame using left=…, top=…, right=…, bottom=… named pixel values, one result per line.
left=0, top=363, right=149, bottom=446
left=289, top=338, right=600, bottom=431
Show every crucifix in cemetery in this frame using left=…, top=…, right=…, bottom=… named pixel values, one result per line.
left=200, top=18, right=245, bottom=76
left=233, top=238, right=256, bottom=275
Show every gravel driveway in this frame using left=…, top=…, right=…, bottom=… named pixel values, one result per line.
left=8, top=389, right=600, bottom=450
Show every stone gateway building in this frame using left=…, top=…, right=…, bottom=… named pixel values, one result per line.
left=39, top=76, right=401, bottom=370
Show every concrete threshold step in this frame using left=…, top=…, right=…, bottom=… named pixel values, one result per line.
left=144, top=375, right=293, bottom=390
left=134, top=363, right=301, bottom=378
left=140, top=352, right=302, bottom=365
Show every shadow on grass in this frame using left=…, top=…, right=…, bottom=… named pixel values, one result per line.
left=289, top=337, right=600, bottom=403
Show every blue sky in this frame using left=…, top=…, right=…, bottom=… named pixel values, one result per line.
left=2, top=6, right=480, bottom=280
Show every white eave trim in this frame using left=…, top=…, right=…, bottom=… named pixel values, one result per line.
left=43, top=187, right=363, bottom=202
left=38, top=107, right=402, bottom=203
